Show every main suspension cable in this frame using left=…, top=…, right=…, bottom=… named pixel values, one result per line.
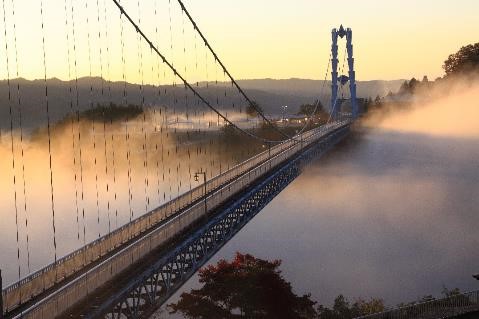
left=110, top=0, right=293, bottom=144
left=175, top=0, right=293, bottom=141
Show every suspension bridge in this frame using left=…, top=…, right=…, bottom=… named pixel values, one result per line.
left=0, top=0, right=364, bottom=318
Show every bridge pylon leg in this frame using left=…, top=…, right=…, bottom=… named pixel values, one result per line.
left=330, top=28, right=339, bottom=119
left=346, top=28, right=358, bottom=118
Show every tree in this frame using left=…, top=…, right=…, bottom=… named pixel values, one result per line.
left=399, top=80, right=409, bottom=94
left=443, top=43, right=479, bottom=75
left=246, top=101, right=263, bottom=118
left=297, top=100, right=324, bottom=116
left=352, top=298, right=385, bottom=315
left=168, top=253, right=318, bottom=319
left=363, top=97, right=373, bottom=112
left=441, top=286, right=461, bottom=298
left=220, top=122, right=241, bottom=142
left=408, top=78, right=419, bottom=92
left=69, top=102, right=143, bottom=123
left=317, top=295, right=385, bottom=319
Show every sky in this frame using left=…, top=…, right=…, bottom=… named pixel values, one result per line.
left=185, top=0, right=479, bottom=81
left=0, top=0, right=478, bottom=82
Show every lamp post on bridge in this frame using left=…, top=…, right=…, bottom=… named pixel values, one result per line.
left=194, top=170, right=207, bottom=216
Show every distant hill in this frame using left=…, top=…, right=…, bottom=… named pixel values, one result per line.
left=0, top=77, right=403, bottom=133
left=237, top=78, right=405, bottom=99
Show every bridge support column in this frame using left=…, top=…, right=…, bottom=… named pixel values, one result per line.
left=331, top=28, right=339, bottom=119
left=346, top=28, right=358, bottom=118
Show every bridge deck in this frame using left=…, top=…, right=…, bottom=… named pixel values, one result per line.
left=2, top=121, right=351, bottom=319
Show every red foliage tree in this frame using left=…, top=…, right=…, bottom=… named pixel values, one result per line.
left=168, top=253, right=318, bottom=319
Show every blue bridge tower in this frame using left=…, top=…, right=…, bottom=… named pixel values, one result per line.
left=331, top=25, right=358, bottom=119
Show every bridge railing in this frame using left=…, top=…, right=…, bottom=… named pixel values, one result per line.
left=2, top=119, right=351, bottom=315
left=355, top=290, right=479, bottom=319
left=16, top=120, right=351, bottom=319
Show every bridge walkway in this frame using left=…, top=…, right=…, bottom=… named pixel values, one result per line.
left=3, top=120, right=351, bottom=319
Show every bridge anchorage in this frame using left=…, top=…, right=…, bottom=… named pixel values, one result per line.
left=331, top=25, right=359, bottom=120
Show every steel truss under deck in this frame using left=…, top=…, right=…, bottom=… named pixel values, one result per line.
left=66, top=126, right=350, bottom=319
